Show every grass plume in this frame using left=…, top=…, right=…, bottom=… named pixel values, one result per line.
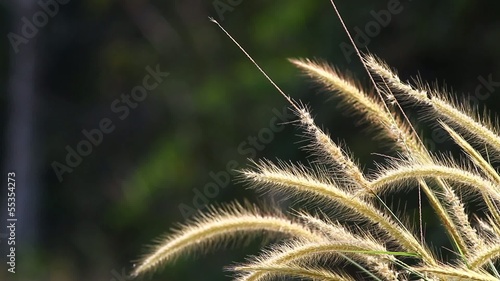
left=132, top=2, right=500, bottom=280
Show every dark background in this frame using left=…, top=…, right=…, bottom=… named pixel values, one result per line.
left=1, top=0, right=500, bottom=280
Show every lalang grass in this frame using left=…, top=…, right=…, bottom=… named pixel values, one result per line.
left=130, top=2, right=500, bottom=280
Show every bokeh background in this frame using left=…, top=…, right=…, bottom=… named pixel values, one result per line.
left=1, top=0, right=500, bottom=280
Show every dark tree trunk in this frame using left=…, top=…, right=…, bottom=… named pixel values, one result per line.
left=3, top=0, right=40, bottom=271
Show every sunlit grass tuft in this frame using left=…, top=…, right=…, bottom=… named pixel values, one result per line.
left=132, top=2, right=500, bottom=280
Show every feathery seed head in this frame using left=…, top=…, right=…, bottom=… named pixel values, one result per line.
left=132, top=2, right=500, bottom=280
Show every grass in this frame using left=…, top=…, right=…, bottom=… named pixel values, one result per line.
left=130, top=1, right=500, bottom=280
